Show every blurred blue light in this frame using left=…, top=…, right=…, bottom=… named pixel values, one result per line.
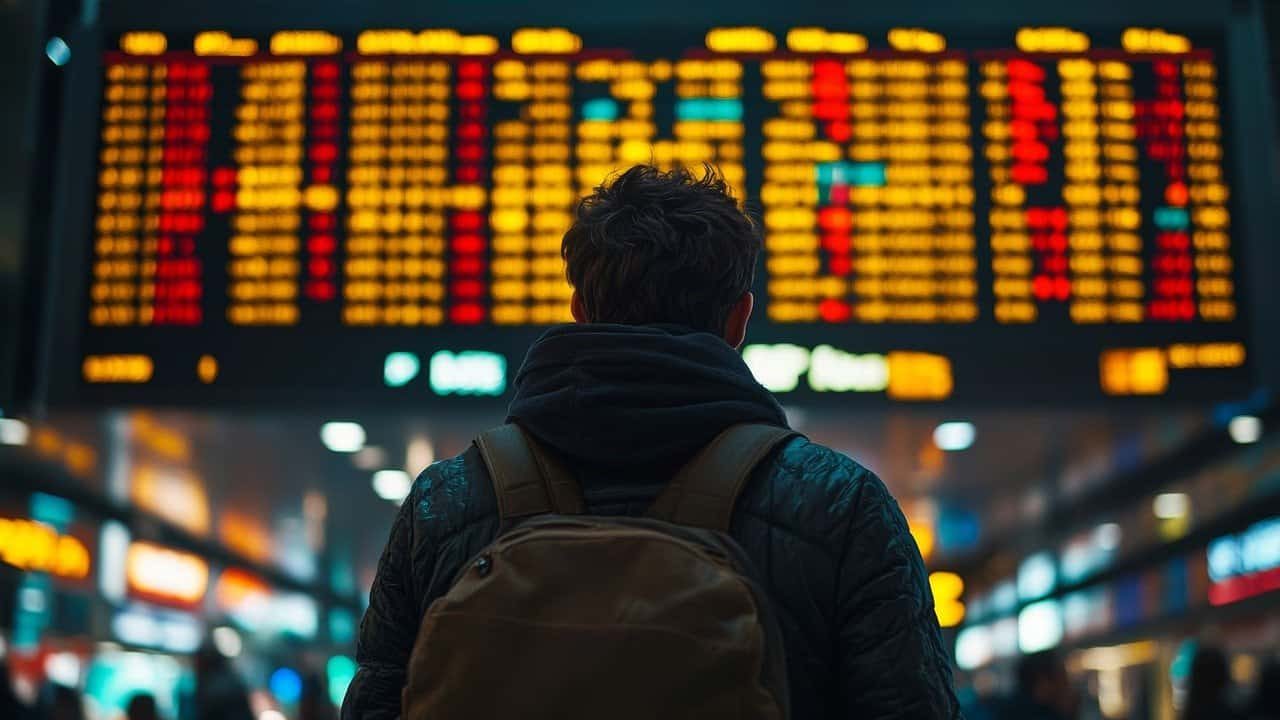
left=1153, top=206, right=1189, bottom=230
left=582, top=98, right=619, bottom=121
left=816, top=161, right=886, bottom=187
left=269, top=667, right=303, bottom=705
left=675, top=98, right=742, bottom=122
left=936, top=506, right=980, bottom=552
left=45, top=37, right=70, bottom=66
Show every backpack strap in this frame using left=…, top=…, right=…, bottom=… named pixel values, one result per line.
left=475, top=424, right=585, bottom=522
left=647, top=424, right=800, bottom=533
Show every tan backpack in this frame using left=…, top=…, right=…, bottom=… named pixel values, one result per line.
left=401, top=423, right=798, bottom=720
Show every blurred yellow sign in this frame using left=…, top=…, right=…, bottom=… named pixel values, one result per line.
left=929, top=571, right=966, bottom=628
left=0, top=518, right=91, bottom=579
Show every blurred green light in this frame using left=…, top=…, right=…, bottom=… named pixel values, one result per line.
left=327, top=655, right=357, bottom=706
left=383, top=352, right=420, bottom=388
left=429, top=350, right=506, bottom=396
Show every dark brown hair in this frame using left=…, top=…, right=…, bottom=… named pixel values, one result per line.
left=561, top=164, right=761, bottom=333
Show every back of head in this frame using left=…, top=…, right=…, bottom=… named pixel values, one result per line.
left=126, top=692, right=158, bottom=720
left=48, top=684, right=83, bottom=720
left=1252, top=658, right=1280, bottom=717
left=1184, top=646, right=1231, bottom=719
left=562, top=164, right=761, bottom=334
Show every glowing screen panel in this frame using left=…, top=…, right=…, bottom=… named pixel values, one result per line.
left=55, top=25, right=1250, bottom=405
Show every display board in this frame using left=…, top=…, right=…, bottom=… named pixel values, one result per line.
left=46, top=24, right=1254, bottom=405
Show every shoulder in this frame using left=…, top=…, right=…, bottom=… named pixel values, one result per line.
left=771, top=436, right=896, bottom=519
left=405, top=445, right=497, bottom=544
left=740, top=435, right=903, bottom=552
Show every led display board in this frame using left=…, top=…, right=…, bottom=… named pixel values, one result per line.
left=42, top=23, right=1257, bottom=406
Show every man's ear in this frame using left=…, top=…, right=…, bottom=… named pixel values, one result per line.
left=571, top=290, right=588, bottom=323
left=723, top=292, right=754, bottom=349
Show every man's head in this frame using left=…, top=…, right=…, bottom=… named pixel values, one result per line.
left=561, top=164, right=762, bottom=347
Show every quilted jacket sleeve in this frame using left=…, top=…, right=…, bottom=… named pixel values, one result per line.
left=341, top=481, right=425, bottom=720
left=835, top=466, right=961, bottom=719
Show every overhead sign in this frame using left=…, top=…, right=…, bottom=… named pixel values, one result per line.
left=1207, top=516, right=1280, bottom=605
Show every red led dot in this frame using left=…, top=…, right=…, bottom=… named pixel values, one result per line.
left=311, top=103, right=339, bottom=122
left=817, top=207, right=852, bottom=233
left=457, top=81, right=485, bottom=101
left=311, top=83, right=340, bottom=101
left=452, top=280, right=485, bottom=299
left=819, top=299, right=851, bottom=323
left=451, top=235, right=485, bottom=254
left=828, top=184, right=849, bottom=205
left=308, top=235, right=336, bottom=254
left=1164, top=183, right=1189, bottom=206
left=820, top=234, right=850, bottom=253
left=313, top=62, right=339, bottom=80
left=308, top=257, right=333, bottom=277
left=309, top=143, right=337, bottom=164
left=825, top=121, right=852, bottom=143
left=1053, top=276, right=1071, bottom=301
left=450, top=304, right=485, bottom=324
left=1032, top=275, right=1053, bottom=301
left=1011, top=164, right=1048, bottom=185
left=306, top=280, right=336, bottom=302
left=212, top=191, right=235, bottom=213
left=451, top=256, right=484, bottom=276
left=457, top=123, right=486, bottom=141
left=451, top=213, right=484, bottom=232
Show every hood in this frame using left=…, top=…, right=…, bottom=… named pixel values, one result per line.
left=507, top=324, right=788, bottom=474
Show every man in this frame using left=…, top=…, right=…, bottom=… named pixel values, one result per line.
left=343, top=165, right=959, bottom=719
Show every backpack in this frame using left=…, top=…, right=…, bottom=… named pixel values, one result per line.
left=401, top=423, right=799, bottom=720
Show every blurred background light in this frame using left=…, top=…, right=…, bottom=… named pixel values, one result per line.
left=1228, top=414, right=1262, bottom=444
left=269, top=667, right=303, bottom=705
left=326, top=655, right=357, bottom=706
left=383, top=352, right=420, bottom=387
left=99, top=522, right=130, bottom=602
left=45, top=36, right=70, bottom=66
left=954, top=625, right=993, bottom=671
left=1094, top=522, right=1122, bottom=551
left=352, top=445, right=387, bottom=470
left=933, top=421, right=976, bottom=451
left=372, top=470, right=412, bottom=503
left=212, top=625, right=243, bottom=658
left=1018, top=599, right=1064, bottom=653
left=320, top=422, right=365, bottom=453
left=0, top=417, right=30, bottom=445
left=1016, top=551, right=1058, bottom=601
left=44, top=651, right=81, bottom=687
left=1153, top=492, right=1190, bottom=520
left=405, top=435, right=435, bottom=474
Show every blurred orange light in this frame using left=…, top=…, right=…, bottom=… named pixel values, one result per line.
left=215, top=567, right=271, bottom=611
left=887, top=352, right=954, bottom=401
left=126, top=541, right=209, bottom=605
left=1099, top=348, right=1168, bottom=396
